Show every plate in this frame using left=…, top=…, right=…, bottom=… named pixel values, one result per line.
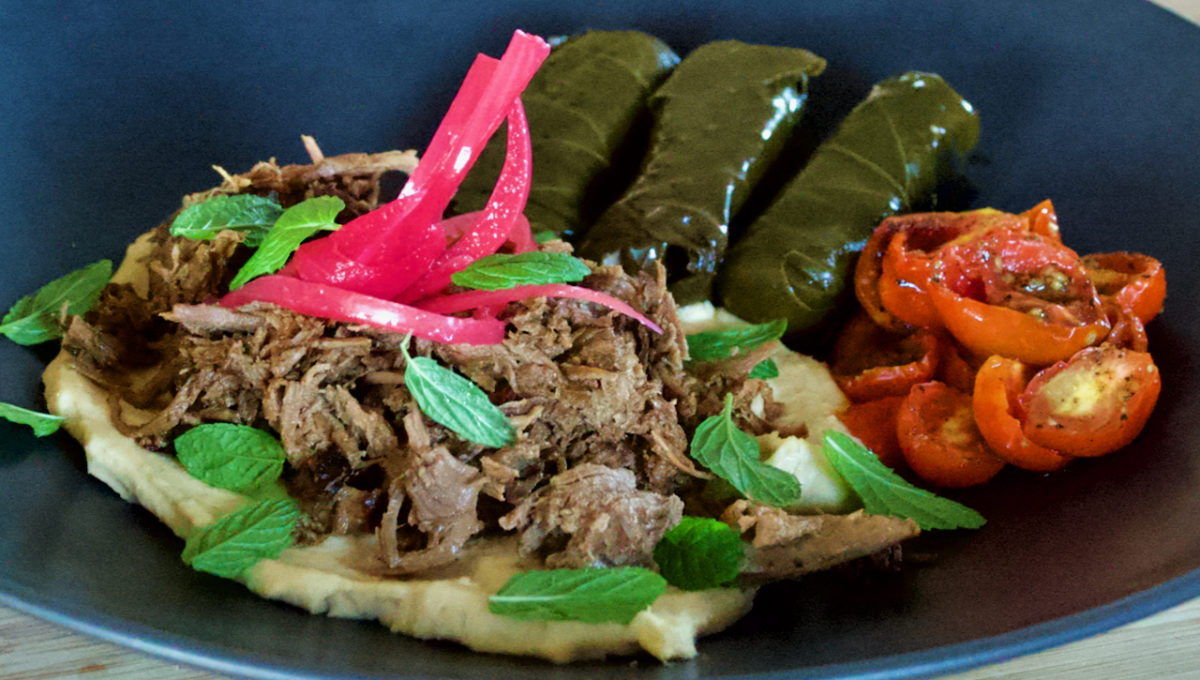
left=3, top=2, right=1200, bottom=678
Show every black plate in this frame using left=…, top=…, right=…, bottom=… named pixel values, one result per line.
left=3, top=2, right=1200, bottom=679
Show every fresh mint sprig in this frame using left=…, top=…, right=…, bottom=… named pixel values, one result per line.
left=823, top=430, right=986, bottom=530
left=182, top=499, right=299, bottom=579
left=685, top=319, right=787, bottom=363
left=450, top=251, right=591, bottom=291
left=401, top=339, right=514, bottom=448
left=690, top=393, right=801, bottom=508
left=0, top=402, right=63, bottom=437
left=174, top=423, right=286, bottom=492
left=748, top=358, right=780, bottom=379
left=0, top=260, right=112, bottom=346
left=228, top=195, right=344, bottom=289
left=170, top=194, right=284, bottom=246
left=488, top=567, right=667, bottom=624
left=653, top=517, right=744, bottom=591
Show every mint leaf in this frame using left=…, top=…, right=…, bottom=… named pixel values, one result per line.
left=823, top=430, right=985, bottom=530
left=686, top=319, right=787, bottom=362
left=748, top=358, right=780, bottom=380
left=170, top=194, right=283, bottom=247
left=489, top=567, right=666, bottom=624
left=182, top=499, right=299, bottom=579
left=690, top=394, right=801, bottom=508
left=175, top=423, right=286, bottom=492
left=450, top=252, right=591, bottom=291
left=653, top=517, right=744, bottom=591
left=0, top=402, right=63, bottom=437
left=402, top=343, right=513, bottom=447
left=229, top=196, right=344, bottom=289
left=0, top=260, right=112, bottom=346
left=532, top=230, right=558, bottom=244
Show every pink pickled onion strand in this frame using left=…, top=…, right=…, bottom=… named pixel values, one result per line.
left=343, top=31, right=549, bottom=269
left=221, top=275, right=505, bottom=345
left=322, top=54, right=498, bottom=263
left=397, top=98, right=533, bottom=303
left=506, top=213, right=537, bottom=254
left=278, top=237, right=425, bottom=300
left=440, top=211, right=535, bottom=253
left=415, top=284, right=664, bottom=334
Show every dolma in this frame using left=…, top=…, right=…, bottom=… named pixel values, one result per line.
left=578, top=41, right=827, bottom=304
left=716, top=71, right=979, bottom=338
left=453, top=30, right=679, bottom=239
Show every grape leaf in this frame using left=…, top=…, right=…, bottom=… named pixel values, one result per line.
left=653, top=517, right=744, bottom=591
left=174, top=423, right=286, bottom=492
left=489, top=567, right=666, bottom=624
left=823, top=430, right=985, bottom=530
left=0, top=260, right=112, bottom=345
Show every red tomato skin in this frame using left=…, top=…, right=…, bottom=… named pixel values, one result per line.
left=831, top=315, right=941, bottom=402
left=897, top=381, right=1006, bottom=488
left=972, top=355, right=1071, bottom=472
left=1019, top=345, right=1162, bottom=457
left=838, top=396, right=906, bottom=469
left=1083, top=252, right=1167, bottom=325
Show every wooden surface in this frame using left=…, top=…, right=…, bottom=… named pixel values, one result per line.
left=3, top=1, right=1200, bottom=678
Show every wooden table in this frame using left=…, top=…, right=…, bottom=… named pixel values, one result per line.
left=4, top=1, right=1200, bottom=678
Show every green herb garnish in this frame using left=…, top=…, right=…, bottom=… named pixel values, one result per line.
left=685, top=319, right=787, bottom=363
left=532, top=230, right=558, bottom=244
left=228, top=196, right=344, bottom=289
left=0, top=402, right=63, bottom=437
left=0, top=260, right=112, bottom=346
left=823, top=430, right=986, bottom=530
left=182, top=499, right=299, bottom=579
left=170, top=194, right=284, bottom=247
left=450, top=251, right=591, bottom=291
left=488, top=567, right=667, bottom=624
left=653, top=517, right=744, bottom=591
left=690, top=394, right=801, bottom=508
left=401, top=339, right=514, bottom=448
left=175, top=423, right=286, bottom=492
left=748, top=358, right=780, bottom=380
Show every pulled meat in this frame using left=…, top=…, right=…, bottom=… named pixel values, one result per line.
left=500, top=464, right=684, bottom=568
left=721, top=500, right=919, bottom=582
left=60, top=148, right=915, bottom=581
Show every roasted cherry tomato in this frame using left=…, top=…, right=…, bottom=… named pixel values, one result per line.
left=1019, top=344, right=1161, bottom=458
left=929, top=229, right=1110, bottom=365
left=1020, top=198, right=1062, bottom=242
left=830, top=313, right=940, bottom=402
left=1102, top=297, right=1149, bottom=352
left=1082, top=252, right=1166, bottom=325
left=935, top=333, right=982, bottom=394
left=972, top=355, right=1071, bottom=471
left=897, top=381, right=1006, bottom=488
left=838, top=396, right=905, bottom=469
left=856, top=209, right=1027, bottom=331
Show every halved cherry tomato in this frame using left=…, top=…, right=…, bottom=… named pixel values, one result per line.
left=1082, top=252, right=1166, bottom=325
left=1020, top=198, right=1062, bottom=242
left=972, top=355, right=1071, bottom=471
left=1102, top=298, right=1149, bottom=352
left=830, top=313, right=940, bottom=402
left=837, top=396, right=905, bottom=469
left=930, top=229, right=1110, bottom=365
left=936, top=334, right=983, bottom=394
left=897, top=381, right=1006, bottom=488
left=1019, top=344, right=1161, bottom=458
left=856, top=209, right=1027, bottom=331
